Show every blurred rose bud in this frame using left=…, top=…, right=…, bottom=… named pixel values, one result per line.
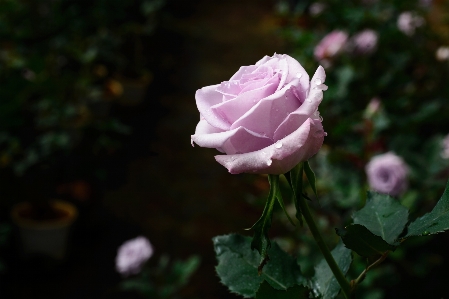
left=349, top=29, right=378, bottom=55
left=397, top=11, right=425, bottom=36
left=436, top=46, right=449, bottom=61
left=366, top=152, right=409, bottom=197
left=364, top=97, right=381, bottom=119
left=116, top=236, right=153, bottom=276
left=309, top=2, right=326, bottom=16
left=442, top=134, right=449, bottom=159
left=314, top=30, right=348, bottom=63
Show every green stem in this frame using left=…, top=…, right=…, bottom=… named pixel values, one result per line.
left=297, top=195, right=352, bottom=299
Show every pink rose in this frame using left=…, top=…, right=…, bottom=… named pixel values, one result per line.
left=365, top=152, right=409, bottom=197
left=116, top=236, right=153, bottom=276
left=314, top=30, right=348, bottom=62
left=349, top=29, right=378, bottom=55
left=397, top=11, right=424, bottom=36
left=442, top=134, right=449, bottom=159
left=191, top=54, right=326, bottom=174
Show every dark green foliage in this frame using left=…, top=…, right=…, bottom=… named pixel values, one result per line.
left=353, top=192, right=409, bottom=244
left=406, top=180, right=449, bottom=237
left=255, top=281, right=310, bottom=299
left=213, top=234, right=304, bottom=298
left=337, top=224, right=395, bottom=257
left=311, top=241, right=352, bottom=299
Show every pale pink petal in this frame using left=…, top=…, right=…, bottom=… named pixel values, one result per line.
left=192, top=126, right=273, bottom=155
left=230, top=78, right=302, bottom=139
left=215, top=118, right=324, bottom=174
left=229, top=65, right=258, bottom=81
left=211, top=83, right=278, bottom=125
left=284, top=55, right=310, bottom=100
left=195, top=85, right=230, bottom=130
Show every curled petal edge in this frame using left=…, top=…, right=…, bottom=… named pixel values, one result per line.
left=215, top=118, right=324, bottom=175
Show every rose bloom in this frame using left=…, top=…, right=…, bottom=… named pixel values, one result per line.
left=436, top=46, right=449, bottom=61
left=314, top=30, right=348, bottom=62
left=365, top=152, right=409, bottom=197
left=350, top=29, right=378, bottom=55
left=191, top=54, right=327, bottom=175
left=116, top=236, right=153, bottom=276
left=442, top=134, right=449, bottom=159
left=397, top=11, right=425, bottom=36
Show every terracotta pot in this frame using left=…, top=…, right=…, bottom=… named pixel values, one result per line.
left=10, top=200, right=78, bottom=260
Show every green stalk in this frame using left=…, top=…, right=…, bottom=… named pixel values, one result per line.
left=297, top=195, right=352, bottom=299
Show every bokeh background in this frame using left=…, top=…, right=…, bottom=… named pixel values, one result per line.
left=0, top=0, right=449, bottom=298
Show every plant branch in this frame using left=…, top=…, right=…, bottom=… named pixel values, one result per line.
left=297, top=194, right=352, bottom=299
left=351, top=251, right=390, bottom=290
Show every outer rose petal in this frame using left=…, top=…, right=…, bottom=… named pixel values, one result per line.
left=191, top=125, right=273, bottom=155
left=195, top=85, right=230, bottom=130
left=215, top=118, right=324, bottom=174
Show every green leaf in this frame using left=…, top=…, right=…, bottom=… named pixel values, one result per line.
left=406, top=179, right=449, bottom=237
left=285, top=162, right=304, bottom=226
left=255, top=281, right=310, bottom=299
left=312, top=241, right=352, bottom=299
left=353, top=192, right=408, bottom=244
left=213, top=234, right=305, bottom=298
left=336, top=224, right=395, bottom=257
left=249, top=175, right=279, bottom=267
left=303, top=161, right=317, bottom=196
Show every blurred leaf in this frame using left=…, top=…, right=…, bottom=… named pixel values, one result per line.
left=255, top=280, right=309, bottom=299
left=304, top=161, right=317, bottom=196
left=213, top=234, right=304, bottom=298
left=170, top=255, right=200, bottom=287
left=353, top=192, right=408, bottom=244
left=311, top=241, right=352, bottom=299
left=406, top=180, right=449, bottom=237
left=336, top=224, right=395, bottom=257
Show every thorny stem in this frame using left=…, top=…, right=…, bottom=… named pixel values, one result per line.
left=297, top=194, right=352, bottom=299
left=351, top=251, right=390, bottom=290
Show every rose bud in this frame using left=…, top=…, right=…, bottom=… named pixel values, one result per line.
left=116, top=236, right=153, bottom=276
left=191, top=54, right=326, bottom=174
left=442, top=134, right=449, bottom=159
left=314, top=30, right=348, bottom=62
left=349, top=29, right=378, bottom=55
left=397, top=11, right=425, bottom=36
left=365, top=152, right=409, bottom=197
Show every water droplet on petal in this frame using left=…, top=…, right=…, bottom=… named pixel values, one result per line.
left=266, top=159, right=272, bottom=166
left=319, top=116, right=324, bottom=122
left=275, top=141, right=283, bottom=149
left=307, top=99, right=312, bottom=103
left=296, top=72, right=302, bottom=78
left=324, top=132, right=328, bottom=136
left=315, top=79, right=322, bottom=85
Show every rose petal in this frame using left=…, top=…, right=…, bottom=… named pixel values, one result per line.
left=195, top=85, right=231, bottom=130
left=191, top=125, right=273, bottom=155
left=273, top=88, right=323, bottom=141
left=211, top=82, right=278, bottom=125
left=230, top=78, right=302, bottom=139
left=229, top=65, right=258, bottom=81
left=215, top=118, right=324, bottom=174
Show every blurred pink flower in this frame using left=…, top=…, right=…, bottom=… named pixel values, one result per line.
left=314, top=30, right=348, bottom=62
left=350, top=29, right=378, bottom=55
left=364, top=97, right=381, bottom=118
left=397, top=12, right=424, bottom=36
left=116, top=236, right=153, bottom=276
left=309, top=2, right=326, bottom=16
left=442, top=134, right=449, bottom=159
left=366, top=152, right=409, bottom=197
left=436, top=46, right=449, bottom=61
